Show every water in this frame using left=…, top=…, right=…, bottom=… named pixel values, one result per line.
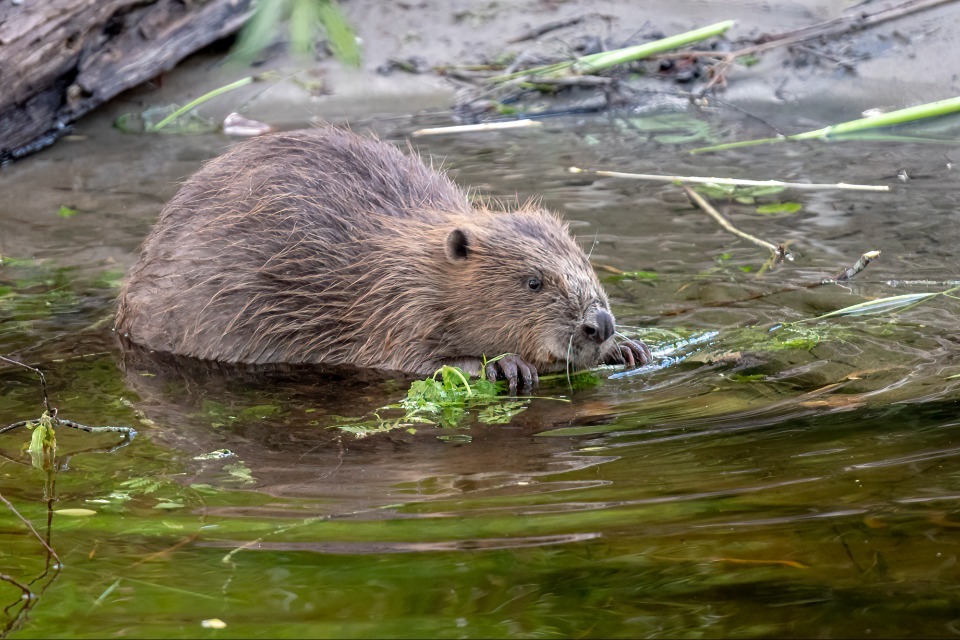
left=1, top=102, right=960, bottom=638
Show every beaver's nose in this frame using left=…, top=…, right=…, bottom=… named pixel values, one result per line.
left=582, top=309, right=615, bottom=344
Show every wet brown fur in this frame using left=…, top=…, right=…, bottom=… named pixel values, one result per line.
left=116, top=127, right=623, bottom=375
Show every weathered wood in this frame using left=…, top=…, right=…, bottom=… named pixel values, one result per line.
left=0, top=0, right=252, bottom=162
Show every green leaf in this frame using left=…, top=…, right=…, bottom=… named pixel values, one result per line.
left=694, top=184, right=786, bottom=200
left=437, top=434, right=473, bottom=443
left=154, top=502, right=185, bottom=510
left=224, top=463, right=255, bottom=484
left=55, top=508, right=97, bottom=517
left=58, top=206, right=78, bottom=218
left=238, top=404, right=282, bottom=420
left=605, top=270, right=659, bottom=284
left=119, top=477, right=166, bottom=494
left=756, top=202, right=802, bottom=215
left=189, top=484, right=220, bottom=495
left=478, top=401, right=527, bottom=424
left=27, top=413, right=56, bottom=469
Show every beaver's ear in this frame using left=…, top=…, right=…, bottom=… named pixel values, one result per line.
left=445, top=228, right=470, bottom=262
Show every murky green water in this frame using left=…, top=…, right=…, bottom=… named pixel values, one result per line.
left=2, top=102, right=960, bottom=638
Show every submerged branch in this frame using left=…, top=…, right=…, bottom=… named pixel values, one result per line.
left=0, top=356, right=51, bottom=416
left=683, top=186, right=788, bottom=264
left=832, top=250, right=882, bottom=282
left=0, top=491, right=61, bottom=567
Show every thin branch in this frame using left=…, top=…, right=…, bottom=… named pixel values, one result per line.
left=741, top=0, right=955, bottom=53
left=832, top=250, right=882, bottom=282
left=507, top=15, right=590, bottom=43
left=53, top=420, right=137, bottom=440
left=670, top=0, right=958, bottom=93
left=0, top=492, right=60, bottom=567
left=658, top=246, right=884, bottom=318
left=411, top=120, right=542, bottom=137
left=0, top=574, right=31, bottom=601
left=570, top=167, right=890, bottom=192
left=0, top=418, right=137, bottom=441
left=683, top=186, right=787, bottom=263
left=0, top=356, right=50, bottom=416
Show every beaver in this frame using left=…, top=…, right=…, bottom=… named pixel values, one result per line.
left=115, top=127, right=651, bottom=391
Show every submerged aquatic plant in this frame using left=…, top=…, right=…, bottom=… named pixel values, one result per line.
left=333, top=363, right=531, bottom=437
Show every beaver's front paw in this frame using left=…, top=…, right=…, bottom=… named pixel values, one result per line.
left=485, top=354, right=539, bottom=394
left=606, top=338, right=653, bottom=368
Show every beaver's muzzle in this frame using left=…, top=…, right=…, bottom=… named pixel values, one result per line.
left=582, top=308, right=615, bottom=344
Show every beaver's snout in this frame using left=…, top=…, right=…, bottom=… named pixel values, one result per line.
left=582, top=308, right=615, bottom=345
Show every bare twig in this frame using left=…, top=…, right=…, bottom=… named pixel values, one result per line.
left=0, top=356, right=51, bottom=416
left=0, top=492, right=61, bottom=567
left=569, top=167, right=890, bottom=192
left=525, top=76, right=615, bottom=87
left=832, top=250, right=882, bottom=282
left=743, top=0, right=954, bottom=51
left=411, top=120, right=542, bottom=137
left=658, top=247, right=884, bottom=318
left=0, top=418, right=136, bottom=441
left=683, top=186, right=788, bottom=264
left=688, top=0, right=957, bottom=91
left=508, top=15, right=590, bottom=43
left=0, top=574, right=31, bottom=601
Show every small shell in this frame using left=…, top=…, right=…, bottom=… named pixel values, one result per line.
left=222, top=113, right=273, bottom=138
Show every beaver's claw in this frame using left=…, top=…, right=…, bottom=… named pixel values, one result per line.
left=608, top=338, right=653, bottom=368
left=485, top=354, right=539, bottom=394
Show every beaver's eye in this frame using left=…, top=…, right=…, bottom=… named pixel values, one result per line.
left=528, top=277, right=542, bottom=292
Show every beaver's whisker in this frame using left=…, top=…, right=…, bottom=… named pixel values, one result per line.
left=565, top=332, right=574, bottom=390
left=586, top=231, right=599, bottom=259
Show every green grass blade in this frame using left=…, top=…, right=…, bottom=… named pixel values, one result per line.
left=791, top=96, right=960, bottom=140
left=488, top=20, right=734, bottom=83
left=149, top=76, right=256, bottom=132
left=231, top=0, right=360, bottom=67
left=289, top=0, right=322, bottom=55
left=692, top=95, right=960, bottom=154
left=232, top=0, right=288, bottom=63
left=813, top=292, right=941, bottom=319
left=575, top=20, right=735, bottom=73
left=317, top=0, right=361, bottom=67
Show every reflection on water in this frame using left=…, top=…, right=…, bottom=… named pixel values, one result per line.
left=1, top=104, right=960, bottom=637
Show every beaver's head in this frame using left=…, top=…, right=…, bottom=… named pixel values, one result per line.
left=438, top=205, right=624, bottom=373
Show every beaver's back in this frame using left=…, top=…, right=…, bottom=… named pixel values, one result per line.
left=116, top=128, right=471, bottom=363
left=156, top=127, right=470, bottom=229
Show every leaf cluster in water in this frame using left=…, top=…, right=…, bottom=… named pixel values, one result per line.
left=335, top=365, right=529, bottom=437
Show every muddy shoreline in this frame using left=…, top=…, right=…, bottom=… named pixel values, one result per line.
left=3, top=0, right=959, bottom=163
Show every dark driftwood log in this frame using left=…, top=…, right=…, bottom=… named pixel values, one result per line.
left=0, top=0, right=252, bottom=163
